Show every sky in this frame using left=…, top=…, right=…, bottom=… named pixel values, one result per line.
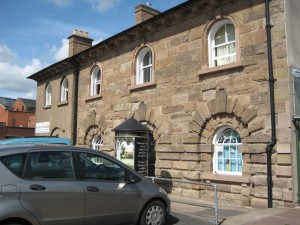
left=0, top=0, right=187, bottom=100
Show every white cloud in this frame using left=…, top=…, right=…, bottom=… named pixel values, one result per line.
left=0, top=45, right=16, bottom=63
left=47, top=0, right=73, bottom=7
left=85, top=0, right=122, bottom=13
left=51, top=39, right=69, bottom=61
left=0, top=46, right=45, bottom=99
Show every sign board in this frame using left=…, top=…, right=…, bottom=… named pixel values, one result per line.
left=115, top=134, right=149, bottom=176
left=134, top=137, right=148, bottom=176
left=35, top=122, right=50, bottom=134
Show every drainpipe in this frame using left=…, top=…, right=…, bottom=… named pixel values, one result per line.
left=69, top=58, right=79, bottom=145
left=265, top=0, right=277, bottom=208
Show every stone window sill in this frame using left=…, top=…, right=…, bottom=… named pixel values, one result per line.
left=129, top=81, right=157, bottom=92
left=85, top=94, right=103, bottom=102
left=198, top=62, right=244, bottom=77
left=43, top=105, right=51, bottom=110
left=58, top=101, right=68, bottom=107
left=201, top=173, right=250, bottom=184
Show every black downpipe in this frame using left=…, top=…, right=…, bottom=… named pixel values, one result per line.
left=265, top=0, right=277, bottom=208
left=69, top=58, right=79, bottom=146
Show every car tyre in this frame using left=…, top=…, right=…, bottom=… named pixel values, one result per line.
left=139, top=200, right=166, bottom=225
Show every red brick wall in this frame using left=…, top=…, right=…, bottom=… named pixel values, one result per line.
left=12, top=99, right=26, bottom=111
left=0, top=106, right=8, bottom=125
left=7, top=111, right=35, bottom=128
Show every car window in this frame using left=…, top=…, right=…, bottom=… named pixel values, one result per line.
left=0, top=153, right=27, bottom=177
left=78, top=152, right=125, bottom=182
left=28, top=151, right=75, bottom=180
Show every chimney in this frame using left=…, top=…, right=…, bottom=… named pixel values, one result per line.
left=135, top=3, right=160, bottom=25
left=68, top=29, right=94, bottom=57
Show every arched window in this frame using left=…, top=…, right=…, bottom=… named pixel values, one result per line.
left=92, top=134, right=102, bottom=151
left=213, top=126, right=242, bottom=175
left=60, top=77, right=68, bottom=102
left=136, top=47, right=152, bottom=84
left=90, top=66, right=101, bottom=96
left=45, top=83, right=52, bottom=106
left=208, top=20, right=236, bottom=67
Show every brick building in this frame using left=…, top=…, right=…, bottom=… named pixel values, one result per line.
left=29, top=0, right=300, bottom=208
left=0, top=97, right=36, bottom=128
left=0, top=97, right=36, bottom=139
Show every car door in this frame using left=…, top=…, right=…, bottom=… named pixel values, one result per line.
left=77, top=152, right=139, bottom=225
left=20, top=150, right=85, bottom=225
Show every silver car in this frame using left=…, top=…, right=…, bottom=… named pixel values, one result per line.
left=0, top=145, right=170, bottom=225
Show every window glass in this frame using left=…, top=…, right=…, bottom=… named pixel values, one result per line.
left=92, top=135, right=102, bottom=151
left=29, top=151, right=75, bottom=180
left=209, top=21, right=236, bottom=67
left=0, top=154, right=27, bottom=177
left=294, top=76, right=300, bottom=116
left=136, top=47, right=152, bottom=84
left=60, top=77, right=68, bottom=102
left=215, top=26, right=225, bottom=45
left=227, top=24, right=235, bottom=42
left=90, top=67, right=101, bottom=96
left=45, top=83, right=52, bottom=106
left=214, top=128, right=242, bottom=175
left=96, top=70, right=101, bottom=94
left=79, top=152, right=125, bottom=182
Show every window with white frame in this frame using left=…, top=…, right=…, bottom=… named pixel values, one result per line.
left=209, top=20, right=236, bottom=67
left=45, top=83, right=52, bottom=106
left=213, top=126, right=242, bottom=175
left=90, top=66, right=101, bottom=96
left=60, top=77, right=68, bottom=102
left=136, top=47, right=152, bottom=84
left=92, top=134, right=102, bottom=151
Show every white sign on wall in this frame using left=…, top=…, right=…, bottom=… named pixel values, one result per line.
left=35, top=122, right=50, bottom=134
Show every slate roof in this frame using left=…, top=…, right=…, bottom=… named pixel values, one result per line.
left=0, top=97, right=16, bottom=109
left=19, top=98, right=36, bottom=109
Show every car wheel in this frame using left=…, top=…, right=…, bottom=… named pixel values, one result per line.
left=140, top=200, right=166, bottom=225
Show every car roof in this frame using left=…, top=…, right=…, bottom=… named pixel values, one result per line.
left=0, top=137, right=72, bottom=146
left=0, top=144, right=106, bottom=157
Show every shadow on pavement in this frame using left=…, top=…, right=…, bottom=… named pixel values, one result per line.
left=165, top=215, right=180, bottom=224
left=165, top=212, right=213, bottom=225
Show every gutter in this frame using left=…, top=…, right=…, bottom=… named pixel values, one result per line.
left=265, top=0, right=277, bottom=208
left=68, top=58, right=79, bottom=146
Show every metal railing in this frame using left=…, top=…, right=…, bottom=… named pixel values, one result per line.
left=146, top=176, right=218, bottom=225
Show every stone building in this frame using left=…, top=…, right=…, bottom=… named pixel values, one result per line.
left=29, top=0, right=300, bottom=208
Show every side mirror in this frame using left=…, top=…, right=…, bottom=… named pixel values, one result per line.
left=126, top=172, right=141, bottom=184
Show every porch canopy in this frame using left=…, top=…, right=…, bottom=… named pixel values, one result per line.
left=112, top=117, right=150, bottom=132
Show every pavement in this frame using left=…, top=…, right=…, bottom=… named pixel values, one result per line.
left=170, top=198, right=300, bottom=225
